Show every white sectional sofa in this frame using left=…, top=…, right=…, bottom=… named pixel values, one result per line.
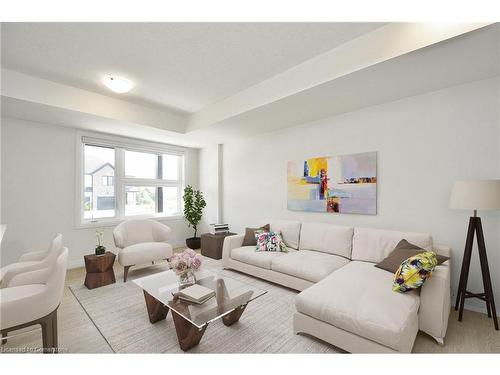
left=222, top=220, right=451, bottom=353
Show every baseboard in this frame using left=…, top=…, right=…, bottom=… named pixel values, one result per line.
left=67, top=243, right=186, bottom=270
left=461, top=301, right=499, bottom=316
left=450, top=292, right=499, bottom=316
left=68, top=258, right=85, bottom=269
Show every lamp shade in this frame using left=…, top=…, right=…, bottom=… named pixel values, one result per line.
left=449, top=180, right=500, bottom=210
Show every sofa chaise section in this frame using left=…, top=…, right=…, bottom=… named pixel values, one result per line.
left=294, top=227, right=451, bottom=353
left=294, top=261, right=420, bottom=353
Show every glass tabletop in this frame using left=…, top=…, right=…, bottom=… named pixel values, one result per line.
left=133, top=270, right=267, bottom=328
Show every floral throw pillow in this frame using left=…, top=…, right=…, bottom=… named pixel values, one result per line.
left=392, top=251, right=438, bottom=293
left=255, top=231, right=288, bottom=252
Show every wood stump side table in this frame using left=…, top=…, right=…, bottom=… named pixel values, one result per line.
left=200, top=232, right=236, bottom=260
left=84, top=251, right=116, bottom=289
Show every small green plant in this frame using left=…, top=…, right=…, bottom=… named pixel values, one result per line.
left=95, top=228, right=106, bottom=255
left=183, top=185, right=206, bottom=238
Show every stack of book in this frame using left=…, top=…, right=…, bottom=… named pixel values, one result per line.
left=210, top=223, right=229, bottom=235
left=177, top=284, right=215, bottom=304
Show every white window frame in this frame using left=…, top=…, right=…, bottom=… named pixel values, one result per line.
left=75, top=131, right=186, bottom=228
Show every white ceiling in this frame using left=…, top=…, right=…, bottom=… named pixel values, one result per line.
left=196, top=24, right=499, bottom=139
left=1, top=22, right=382, bottom=113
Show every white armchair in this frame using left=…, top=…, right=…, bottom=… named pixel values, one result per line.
left=0, top=234, right=63, bottom=288
left=113, top=219, right=173, bottom=282
left=0, top=246, right=68, bottom=353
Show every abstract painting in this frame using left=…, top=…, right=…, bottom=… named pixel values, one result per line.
left=287, top=151, right=377, bottom=215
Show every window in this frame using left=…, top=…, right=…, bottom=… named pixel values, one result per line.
left=79, top=135, right=184, bottom=225
left=83, top=145, right=115, bottom=219
left=125, top=150, right=157, bottom=179
left=125, top=186, right=156, bottom=216
left=102, top=176, right=114, bottom=186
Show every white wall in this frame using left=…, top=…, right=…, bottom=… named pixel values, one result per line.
left=221, top=77, right=500, bottom=313
left=198, top=144, right=221, bottom=234
left=0, top=117, right=199, bottom=268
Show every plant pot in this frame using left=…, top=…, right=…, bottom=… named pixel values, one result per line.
left=95, top=246, right=106, bottom=256
left=186, top=237, right=201, bottom=250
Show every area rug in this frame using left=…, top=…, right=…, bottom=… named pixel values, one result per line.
left=69, top=256, right=339, bottom=353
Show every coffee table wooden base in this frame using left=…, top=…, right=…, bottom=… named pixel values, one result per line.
left=143, top=291, right=169, bottom=323
left=142, top=293, right=248, bottom=351
left=171, top=311, right=208, bottom=351
left=222, top=304, right=247, bottom=326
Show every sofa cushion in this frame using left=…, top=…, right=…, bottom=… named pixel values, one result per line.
left=118, top=242, right=173, bottom=266
left=393, top=251, right=438, bottom=293
left=231, top=246, right=289, bottom=270
left=295, top=261, right=420, bottom=351
left=352, top=227, right=433, bottom=263
left=299, top=222, right=353, bottom=258
left=256, top=231, right=288, bottom=252
left=376, top=239, right=449, bottom=273
left=271, top=250, right=349, bottom=283
left=242, top=224, right=270, bottom=246
left=269, top=220, right=301, bottom=249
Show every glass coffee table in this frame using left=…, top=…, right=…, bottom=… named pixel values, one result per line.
left=133, top=269, right=267, bottom=351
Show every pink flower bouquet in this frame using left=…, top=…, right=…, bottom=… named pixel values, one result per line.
left=168, top=249, right=202, bottom=275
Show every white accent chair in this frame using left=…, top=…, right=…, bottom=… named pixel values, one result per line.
left=0, top=234, right=63, bottom=288
left=113, top=219, right=173, bottom=282
left=0, top=246, right=68, bottom=353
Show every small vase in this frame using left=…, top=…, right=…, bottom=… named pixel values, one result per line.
left=178, top=269, right=196, bottom=289
left=95, top=246, right=106, bottom=256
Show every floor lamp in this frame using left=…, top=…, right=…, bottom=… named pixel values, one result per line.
left=450, top=179, right=500, bottom=330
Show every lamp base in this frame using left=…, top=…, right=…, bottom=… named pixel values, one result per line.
left=455, top=216, right=498, bottom=330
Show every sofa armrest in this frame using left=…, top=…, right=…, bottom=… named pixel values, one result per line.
left=222, top=234, right=244, bottom=267
left=418, top=262, right=451, bottom=340
left=433, top=244, right=451, bottom=258
left=113, top=228, right=125, bottom=249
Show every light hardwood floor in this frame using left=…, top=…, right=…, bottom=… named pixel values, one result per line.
left=2, top=261, right=499, bottom=353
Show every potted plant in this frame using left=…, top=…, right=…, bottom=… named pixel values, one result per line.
left=183, top=185, right=206, bottom=249
left=95, top=228, right=106, bottom=255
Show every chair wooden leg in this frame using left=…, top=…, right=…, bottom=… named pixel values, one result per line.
left=1, top=308, right=59, bottom=352
left=123, top=265, right=132, bottom=282
left=52, top=310, right=58, bottom=351
left=41, top=309, right=58, bottom=353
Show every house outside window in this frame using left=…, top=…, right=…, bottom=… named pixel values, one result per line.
left=102, top=175, right=114, bottom=186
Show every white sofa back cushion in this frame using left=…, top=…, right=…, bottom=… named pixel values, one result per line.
left=299, top=222, right=354, bottom=258
left=269, top=220, right=302, bottom=250
left=352, top=227, right=433, bottom=263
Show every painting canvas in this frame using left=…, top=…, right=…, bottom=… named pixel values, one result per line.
left=287, top=151, right=377, bottom=215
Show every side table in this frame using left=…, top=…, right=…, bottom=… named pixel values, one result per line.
left=200, top=232, right=236, bottom=260
left=84, top=251, right=116, bottom=289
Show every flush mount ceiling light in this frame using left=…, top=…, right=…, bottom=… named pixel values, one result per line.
left=102, top=74, right=134, bottom=94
